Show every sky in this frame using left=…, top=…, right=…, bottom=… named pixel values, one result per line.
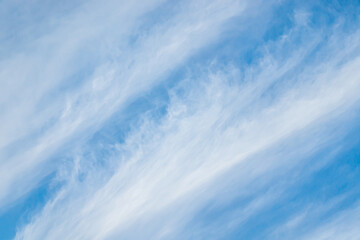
left=0, top=0, right=360, bottom=239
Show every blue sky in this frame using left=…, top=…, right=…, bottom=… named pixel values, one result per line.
left=1, top=0, right=360, bottom=239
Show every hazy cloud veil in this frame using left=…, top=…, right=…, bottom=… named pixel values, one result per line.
left=1, top=0, right=360, bottom=239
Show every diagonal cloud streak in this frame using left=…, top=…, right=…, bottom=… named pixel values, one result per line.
left=0, top=0, right=250, bottom=210
left=1, top=1, right=360, bottom=239
left=15, top=12, right=360, bottom=239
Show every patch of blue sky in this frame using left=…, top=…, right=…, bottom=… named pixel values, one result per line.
left=177, top=106, right=360, bottom=240
left=0, top=172, right=60, bottom=240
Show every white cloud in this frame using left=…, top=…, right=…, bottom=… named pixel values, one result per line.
left=0, top=0, right=251, bottom=210
left=300, top=203, right=360, bottom=240
left=14, top=16, right=360, bottom=239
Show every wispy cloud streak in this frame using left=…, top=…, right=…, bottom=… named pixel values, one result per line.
left=1, top=1, right=360, bottom=239
left=0, top=0, right=248, bottom=209
left=15, top=9, right=360, bottom=239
